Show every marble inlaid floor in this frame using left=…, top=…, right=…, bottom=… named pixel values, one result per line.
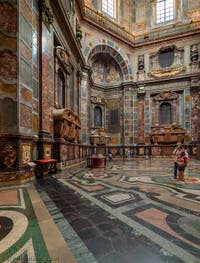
left=0, top=158, right=200, bottom=263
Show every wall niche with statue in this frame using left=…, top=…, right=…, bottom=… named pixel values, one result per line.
left=148, top=45, right=185, bottom=79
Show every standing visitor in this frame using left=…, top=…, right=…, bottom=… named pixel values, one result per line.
left=177, top=151, right=188, bottom=182
left=172, top=143, right=182, bottom=180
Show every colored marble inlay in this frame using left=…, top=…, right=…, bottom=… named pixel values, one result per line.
left=20, top=103, right=32, bottom=128
left=0, top=2, right=17, bottom=33
left=135, top=207, right=200, bottom=250
left=0, top=188, right=50, bottom=263
left=103, top=192, right=134, bottom=203
left=70, top=180, right=105, bottom=192
left=0, top=190, right=19, bottom=206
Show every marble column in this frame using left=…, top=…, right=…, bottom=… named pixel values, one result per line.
left=123, top=85, right=134, bottom=145
left=38, top=0, right=54, bottom=159
left=80, top=68, right=90, bottom=144
left=191, top=87, right=200, bottom=143
left=137, top=91, right=146, bottom=144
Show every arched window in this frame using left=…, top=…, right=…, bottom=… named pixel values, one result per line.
left=94, top=106, right=102, bottom=127
left=156, top=0, right=174, bottom=24
left=159, top=102, right=172, bottom=125
left=57, top=69, right=65, bottom=108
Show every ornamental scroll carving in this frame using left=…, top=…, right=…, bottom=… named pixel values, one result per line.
left=39, top=0, right=53, bottom=30
left=55, top=47, right=70, bottom=74
left=148, top=45, right=185, bottom=78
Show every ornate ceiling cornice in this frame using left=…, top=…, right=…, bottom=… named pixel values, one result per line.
left=77, top=0, right=135, bottom=47
left=50, top=0, right=85, bottom=65
left=78, top=0, right=200, bottom=48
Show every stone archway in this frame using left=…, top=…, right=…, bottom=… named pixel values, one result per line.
left=83, top=38, right=133, bottom=82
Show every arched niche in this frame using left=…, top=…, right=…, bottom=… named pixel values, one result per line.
left=54, top=46, right=71, bottom=109
left=90, top=53, right=122, bottom=85
left=83, top=39, right=133, bottom=83
left=150, top=91, right=189, bottom=145
left=153, top=90, right=178, bottom=126
left=57, top=69, right=65, bottom=108
left=94, top=106, right=102, bottom=127
left=159, top=102, right=172, bottom=125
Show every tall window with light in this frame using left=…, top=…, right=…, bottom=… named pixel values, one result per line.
left=156, top=0, right=174, bottom=23
left=102, top=0, right=115, bottom=18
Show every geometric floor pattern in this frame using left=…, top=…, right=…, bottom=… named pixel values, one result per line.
left=0, top=158, right=200, bottom=263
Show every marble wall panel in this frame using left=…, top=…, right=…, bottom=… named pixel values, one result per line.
left=21, top=87, right=32, bottom=103
left=32, top=44, right=38, bottom=65
left=33, top=114, right=39, bottom=133
left=0, top=98, right=17, bottom=132
left=20, top=15, right=32, bottom=47
left=33, top=99, right=39, bottom=112
left=184, top=90, right=191, bottom=131
left=136, top=3, right=146, bottom=24
left=20, top=103, right=32, bottom=129
left=40, top=23, right=53, bottom=133
left=0, top=49, right=17, bottom=81
left=33, top=10, right=39, bottom=31
left=20, top=59, right=32, bottom=87
left=20, top=0, right=32, bottom=23
left=0, top=34, right=17, bottom=50
left=33, top=65, right=39, bottom=79
left=188, top=1, right=200, bottom=10
left=20, top=40, right=32, bottom=61
left=33, top=0, right=39, bottom=12
left=0, top=2, right=17, bottom=34
left=33, top=79, right=39, bottom=98
left=0, top=82, right=16, bottom=96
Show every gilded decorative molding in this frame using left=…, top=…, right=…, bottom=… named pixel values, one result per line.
left=83, top=4, right=135, bottom=43
left=148, top=66, right=185, bottom=79
left=187, top=9, right=200, bottom=19
left=40, top=0, right=53, bottom=30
